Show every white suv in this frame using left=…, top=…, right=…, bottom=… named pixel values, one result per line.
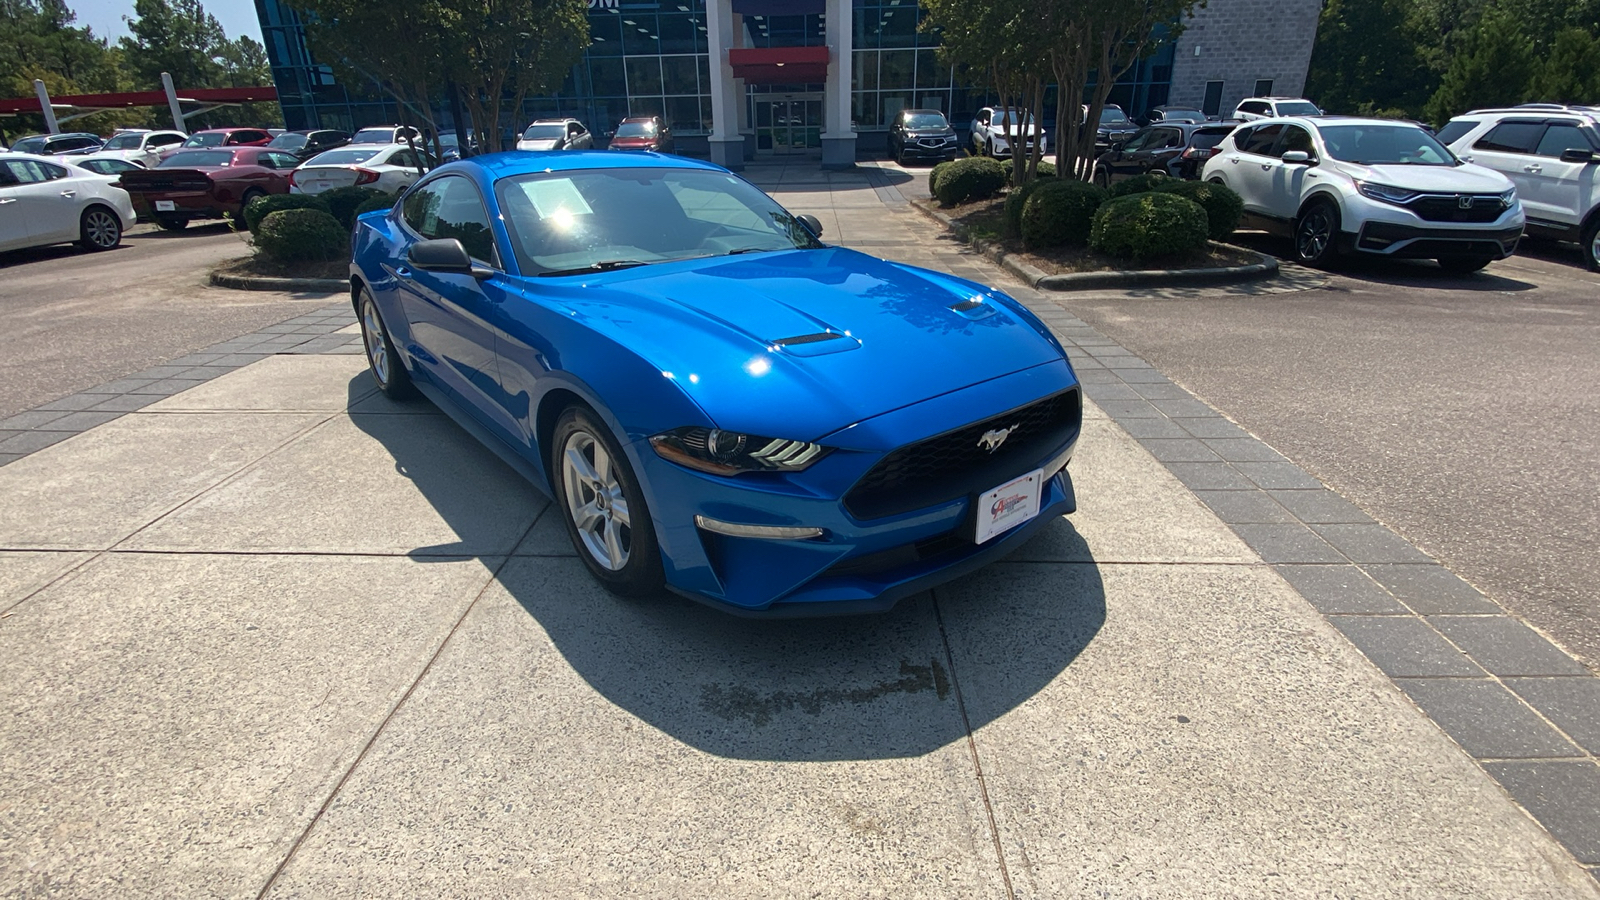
left=1232, top=97, right=1323, bottom=122
left=1436, top=105, right=1600, bottom=270
left=1202, top=116, right=1524, bottom=272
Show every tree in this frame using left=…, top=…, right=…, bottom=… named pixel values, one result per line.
left=1307, top=0, right=1431, bottom=117
left=119, top=0, right=226, bottom=92
left=1, top=0, right=146, bottom=135
left=441, top=0, right=590, bottom=152
left=300, top=0, right=452, bottom=136
left=1423, top=3, right=1536, bottom=123
left=1527, top=27, right=1600, bottom=103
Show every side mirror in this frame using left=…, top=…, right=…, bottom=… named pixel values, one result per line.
left=796, top=214, right=823, bottom=239
left=1560, top=148, right=1599, bottom=164
left=1111, top=142, right=1125, bottom=152
left=407, top=239, right=492, bottom=279
left=1281, top=150, right=1313, bottom=164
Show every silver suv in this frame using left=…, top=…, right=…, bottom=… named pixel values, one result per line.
left=1437, top=105, right=1600, bottom=270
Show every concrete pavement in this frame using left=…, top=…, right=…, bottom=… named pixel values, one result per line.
left=1, top=161, right=1598, bottom=897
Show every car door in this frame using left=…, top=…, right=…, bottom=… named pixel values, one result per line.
left=385, top=148, right=425, bottom=192
left=0, top=158, right=82, bottom=244
left=1527, top=121, right=1597, bottom=227
left=1463, top=119, right=1543, bottom=216
left=0, top=164, right=34, bottom=249
left=1145, top=127, right=1185, bottom=175
left=1105, top=128, right=1155, bottom=179
left=972, top=109, right=992, bottom=152
left=1262, top=124, right=1318, bottom=220
left=1227, top=123, right=1283, bottom=214
left=393, top=175, right=519, bottom=436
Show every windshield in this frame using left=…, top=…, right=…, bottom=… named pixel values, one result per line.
left=12, top=137, right=46, bottom=154
left=904, top=113, right=949, bottom=130
left=1318, top=123, right=1455, bottom=166
left=268, top=133, right=308, bottom=150
left=1161, top=109, right=1205, bottom=122
left=438, top=134, right=460, bottom=148
left=160, top=150, right=234, bottom=167
left=496, top=167, right=822, bottom=276
left=1098, top=108, right=1130, bottom=124
left=615, top=122, right=658, bottom=137
left=352, top=129, right=398, bottom=143
left=1276, top=101, right=1322, bottom=116
left=1191, top=128, right=1233, bottom=149
left=305, top=148, right=382, bottom=166
left=523, top=124, right=566, bottom=140
left=182, top=133, right=226, bottom=148
left=993, top=111, right=1033, bottom=127
left=103, top=134, right=144, bottom=150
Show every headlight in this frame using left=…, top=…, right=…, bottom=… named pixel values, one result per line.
left=1355, top=181, right=1419, bottom=205
left=1500, top=188, right=1516, bottom=209
left=650, top=426, right=830, bottom=476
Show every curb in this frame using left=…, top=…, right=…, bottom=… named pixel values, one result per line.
left=913, top=198, right=1278, bottom=291
left=209, top=268, right=347, bottom=293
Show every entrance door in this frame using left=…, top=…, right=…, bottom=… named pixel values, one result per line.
left=756, top=97, right=822, bottom=154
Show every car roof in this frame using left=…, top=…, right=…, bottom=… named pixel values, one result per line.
left=464, top=149, right=723, bottom=180
left=530, top=118, right=578, bottom=124
left=620, top=115, right=660, bottom=122
left=902, top=108, right=944, bottom=115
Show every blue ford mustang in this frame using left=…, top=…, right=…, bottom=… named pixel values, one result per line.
left=351, top=151, right=1081, bottom=616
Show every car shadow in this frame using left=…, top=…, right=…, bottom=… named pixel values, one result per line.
left=1227, top=230, right=1539, bottom=292
left=345, top=373, right=1107, bottom=762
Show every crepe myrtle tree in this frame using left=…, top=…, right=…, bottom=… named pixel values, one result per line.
left=446, top=0, right=589, bottom=153
left=301, top=0, right=452, bottom=143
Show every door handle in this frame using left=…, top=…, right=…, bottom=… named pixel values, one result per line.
left=395, top=266, right=412, bottom=278
left=0, top=198, right=15, bottom=205
left=60, top=190, right=76, bottom=198
left=1460, top=155, right=1473, bottom=163
left=1524, top=165, right=1542, bottom=173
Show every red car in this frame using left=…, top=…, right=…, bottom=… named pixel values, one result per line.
left=118, top=147, right=300, bottom=230
left=607, top=116, right=672, bottom=152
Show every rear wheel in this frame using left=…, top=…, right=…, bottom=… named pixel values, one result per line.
left=78, top=206, right=121, bottom=251
left=1094, top=169, right=1111, bottom=190
left=236, top=189, right=266, bottom=230
left=552, top=406, right=665, bottom=598
left=357, top=287, right=417, bottom=400
left=154, top=216, right=188, bottom=232
left=985, top=139, right=995, bottom=158
left=1294, top=200, right=1342, bottom=268
left=1437, top=255, right=1494, bottom=274
left=1582, top=215, right=1600, bottom=272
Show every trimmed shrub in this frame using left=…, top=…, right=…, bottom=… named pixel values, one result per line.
left=1153, top=179, right=1244, bottom=241
left=1003, top=176, right=1055, bottom=238
left=929, top=160, right=951, bottom=197
left=243, top=193, right=330, bottom=234
left=1005, top=160, right=1057, bottom=185
left=934, top=156, right=1008, bottom=206
left=1089, top=192, right=1210, bottom=261
left=354, top=193, right=399, bottom=219
left=1108, top=171, right=1171, bottom=198
left=319, top=186, right=387, bottom=230
left=253, top=208, right=348, bottom=262
left=1019, top=179, right=1108, bottom=249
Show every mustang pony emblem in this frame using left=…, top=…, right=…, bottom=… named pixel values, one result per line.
left=978, top=425, right=1018, bottom=453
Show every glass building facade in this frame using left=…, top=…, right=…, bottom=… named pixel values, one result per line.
left=257, top=0, right=1179, bottom=153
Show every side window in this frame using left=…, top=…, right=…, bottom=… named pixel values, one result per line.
left=1122, top=129, right=1154, bottom=151
left=1277, top=125, right=1316, bottom=158
left=0, top=165, right=19, bottom=187
left=1474, top=121, right=1543, bottom=154
left=270, top=152, right=299, bottom=169
left=151, top=133, right=184, bottom=147
left=1239, top=123, right=1283, bottom=155
left=1242, top=102, right=1268, bottom=116
left=405, top=176, right=497, bottom=265
left=3, top=159, right=54, bottom=183
left=1158, top=128, right=1183, bottom=149
left=568, top=122, right=583, bottom=136
left=1230, top=126, right=1254, bottom=149
left=1535, top=124, right=1593, bottom=157
left=390, top=149, right=419, bottom=168
left=1434, top=119, right=1477, bottom=146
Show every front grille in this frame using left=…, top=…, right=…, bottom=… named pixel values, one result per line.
left=1411, top=195, right=1505, bottom=223
left=844, top=388, right=1080, bottom=521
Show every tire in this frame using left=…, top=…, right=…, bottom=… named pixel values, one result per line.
left=1294, top=199, right=1342, bottom=268
left=1582, top=215, right=1600, bottom=272
left=236, top=189, right=266, bottom=230
left=78, top=206, right=121, bottom=251
left=1094, top=169, right=1111, bottom=190
left=1437, top=256, right=1494, bottom=274
left=985, top=139, right=995, bottom=158
left=551, top=406, right=665, bottom=598
left=357, top=287, right=417, bottom=400
left=154, top=216, right=188, bottom=232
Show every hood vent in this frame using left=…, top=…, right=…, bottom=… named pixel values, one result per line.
left=771, top=330, right=861, bottom=357
left=949, top=296, right=998, bottom=320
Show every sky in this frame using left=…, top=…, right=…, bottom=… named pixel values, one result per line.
left=68, top=0, right=264, bottom=44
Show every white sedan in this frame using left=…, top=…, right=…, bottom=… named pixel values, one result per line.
left=289, top=144, right=429, bottom=196
left=95, top=129, right=188, bottom=168
left=0, top=153, right=135, bottom=254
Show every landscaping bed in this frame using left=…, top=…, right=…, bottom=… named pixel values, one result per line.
left=214, top=255, right=348, bottom=282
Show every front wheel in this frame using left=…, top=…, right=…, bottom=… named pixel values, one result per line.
left=78, top=206, right=122, bottom=251
left=154, top=216, right=188, bottom=232
left=1094, top=169, right=1111, bottom=190
left=985, top=139, right=995, bottom=158
left=236, top=189, right=266, bottom=230
left=552, top=407, right=665, bottom=598
left=1294, top=200, right=1342, bottom=268
left=357, top=287, right=417, bottom=400
left=1581, top=216, right=1600, bottom=272
left=1437, top=256, right=1494, bottom=274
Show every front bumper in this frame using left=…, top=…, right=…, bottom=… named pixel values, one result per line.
left=1335, top=197, right=1523, bottom=259
left=991, top=135, right=1047, bottom=158
left=899, top=138, right=959, bottom=160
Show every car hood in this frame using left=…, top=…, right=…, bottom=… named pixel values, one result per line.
left=518, top=139, right=560, bottom=151
left=526, top=247, right=1066, bottom=441
left=610, top=137, right=658, bottom=148
left=1329, top=161, right=1513, bottom=193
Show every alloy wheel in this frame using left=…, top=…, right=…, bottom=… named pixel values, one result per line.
left=84, top=210, right=119, bottom=249
left=1297, top=208, right=1333, bottom=261
left=361, top=298, right=389, bottom=385
left=1591, top=230, right=1600, bottom=268
left=562, top=429, right=632, bottom=571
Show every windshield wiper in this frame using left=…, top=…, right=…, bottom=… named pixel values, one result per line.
left=726, top=246, right=784, bottom=255
left=537, top=259, right=648, bottom=277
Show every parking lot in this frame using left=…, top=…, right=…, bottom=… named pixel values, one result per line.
left=2, top=161, right=1598, bottom=897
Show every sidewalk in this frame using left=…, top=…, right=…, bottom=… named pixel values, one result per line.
left=1, top=161, right=1597, bottom=898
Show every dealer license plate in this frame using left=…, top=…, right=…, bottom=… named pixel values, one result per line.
left=975, top=468, right=1043, bottom=544
left=154, top=200, right=175, bottom=211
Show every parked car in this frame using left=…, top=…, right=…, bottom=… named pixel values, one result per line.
left=290, top=144, right=429, bottom=195
left=117, top=147, right=299, bottom=230
left=178, top=128, right=274, bottom=150
left=1436, top=104, right=1600, bottom=270
left=1085, top=104, right=1139, bottom=153
left=1202, top=116, right=1523, bottom=272
left=267, top=129, right=351, bottom=162
left=1138, top=106, right=1209, bottom=127
left=607, top=116, right=672, bottom=152
left=96, top=129, right=187, bottom=167
left=970, top=107, right=1047, bottom=158
left=517, top=118, right=594, bottom=151
left=0, top=152, right=134, bottom=253
left=1094, top=122, right=1238, bottom=185
left=350, top=152, right=1082, bottom=615
left=69, top=154, right=148, bottom=178
left=1232, top=97, right=1323, bottom=122
left=887, top=108, right=959, bottom=165
left=352, top=125, right=423, bottom=146
left=10, top=132, right=103, bottom=157
left=437, top=133, right=472, bottom=161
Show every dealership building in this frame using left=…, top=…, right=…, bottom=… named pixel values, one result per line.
left=255, top=0, right=1321, bottom=168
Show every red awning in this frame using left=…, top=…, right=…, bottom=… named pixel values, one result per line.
left=728, top=46, right=830, bottom=84
left=0, top=86, right=278, bottom=115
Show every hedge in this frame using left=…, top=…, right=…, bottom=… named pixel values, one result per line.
left=1108, top=171, right=1172, bottom=198
left=934, top=156, right=1008, bottom=206
left=1019, top=179, right=1108, bottom=249
left=1153, top=179, right=1244, bottom=241
left=318, top=186, right=388, bottom=230
left=1005, top=160, right=1056, bottom=185
left=354, top=193, right=399, bottom=219
left=1089, top=192, right=1210, bottom=260
left=1003, top=176, right=1055, bottom=238
left=253, top=208, right=348, bottom=262
left=929, top=160, right=951, bottom=198
left=243, top=193, right=331, bottom=234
